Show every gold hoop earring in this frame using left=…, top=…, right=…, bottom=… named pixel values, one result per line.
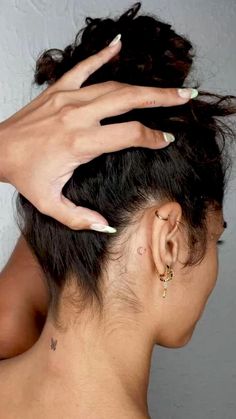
left=155, top=210, right=169, bottom=221
left=155, top=210, right=181, bottom=226
left=159, top=265, right=174, bottom=298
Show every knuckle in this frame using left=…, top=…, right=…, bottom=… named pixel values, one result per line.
left=49, top=91, right=65, bottom=109
left=105, top=80, right=123, bottom=90
left=150, top=129, right=161, bottom=147
left=121, top=85, right=141, bottom=107
left=159, top=88, right=170, bottom=99
left=121, top=85, right=136, bottom=97
left=82, top=64, right=97, bottom=79
left=157, top=88, right=173, bottom=105
left=58, top=104, right=75, bottom=123
left=67, top=217, right=80, bottom=230
left=153, top=130, right=163, bottom=144
left=130, top=121, right=145, bottom=144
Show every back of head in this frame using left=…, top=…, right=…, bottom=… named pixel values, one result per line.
left=17, top=2, right=236, bottom=326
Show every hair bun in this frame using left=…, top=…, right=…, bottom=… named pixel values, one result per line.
left=34, top=2, right=194, bottom=88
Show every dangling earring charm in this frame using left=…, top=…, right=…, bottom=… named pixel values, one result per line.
left=159, top=265, right=174, bottom=298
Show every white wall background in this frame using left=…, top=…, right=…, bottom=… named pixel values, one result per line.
left=0, top=1, right=236, bottom=418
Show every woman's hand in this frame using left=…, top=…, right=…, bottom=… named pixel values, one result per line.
left=0, top=34, right=197, bottom=231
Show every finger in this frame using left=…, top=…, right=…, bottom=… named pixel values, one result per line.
left=51, top=35, right=122, bottom=92
left=84, top=86, right=198, bottom=123
left=77, top=81, right=128, bottom=101
left=43, top=81, right=128, bottom=110
left=41, top=195, right=115, bottom=232
left=74, top=122, right=174, bottom=157
left=11, top=81, right=126, bottom=125
left=10, top=79, right=124, bottom=124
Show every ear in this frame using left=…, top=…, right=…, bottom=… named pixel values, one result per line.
left=150, top=202, right=182, bottom=276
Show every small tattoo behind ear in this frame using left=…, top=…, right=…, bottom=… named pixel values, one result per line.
left=50, top=337, right=58, bottom=351
left=137, top=246, right=147, bottom=255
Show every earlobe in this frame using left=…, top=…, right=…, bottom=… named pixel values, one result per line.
left=151, top=202, right=182, bottom=276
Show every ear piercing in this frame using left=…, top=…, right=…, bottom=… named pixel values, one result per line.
left=159, top=265, right=174, bottom=298
left=155, top=210, right=181, bottom=225
left=155, top=210, right=174, bottom=298
left=155, top=210, right=169, bottom=221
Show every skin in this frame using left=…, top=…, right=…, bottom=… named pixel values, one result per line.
left=0, top=236, right=48, bottom=359
left=0, top=201, right=225, bottom=418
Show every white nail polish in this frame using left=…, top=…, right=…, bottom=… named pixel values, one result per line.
left=108, top=34, right=122, bottom=47
left=178, top=88, right=198, bottom=99
left=90, top=224, right=117, bottom=233
left=163, top=132, right=175, bottom=143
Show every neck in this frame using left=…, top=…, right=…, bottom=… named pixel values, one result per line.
left=23, top=300, right=154, bottom=418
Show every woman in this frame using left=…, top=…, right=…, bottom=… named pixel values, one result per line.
left=0, top=9, right=196, bottom=357
left=0, top=2, right=235, bottom=418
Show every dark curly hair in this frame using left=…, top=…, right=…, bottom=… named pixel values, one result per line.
left=17, top=2, right=236, bottom=324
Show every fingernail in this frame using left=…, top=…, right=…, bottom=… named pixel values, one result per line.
left=90, top=223, right=117, bottom=233
left=108, top=34, right=122, bottom=47
left=178, top=88, right=198, bottom=99
left=163, top=132, right=175, bottom=143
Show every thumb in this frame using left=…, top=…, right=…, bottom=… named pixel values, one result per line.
left=43, top=194, right=117, bottom=233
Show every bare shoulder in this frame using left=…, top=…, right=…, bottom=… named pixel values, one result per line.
left=0, top=361, right=15, bottom=417
left=0, top=357, right=24, bottom=415
left=0, top=361, right=151, bottom=419
left=0, top=357, right=17, bottom=387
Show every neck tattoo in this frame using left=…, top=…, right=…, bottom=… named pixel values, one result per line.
left=50, top=337, right=58, bottom=351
